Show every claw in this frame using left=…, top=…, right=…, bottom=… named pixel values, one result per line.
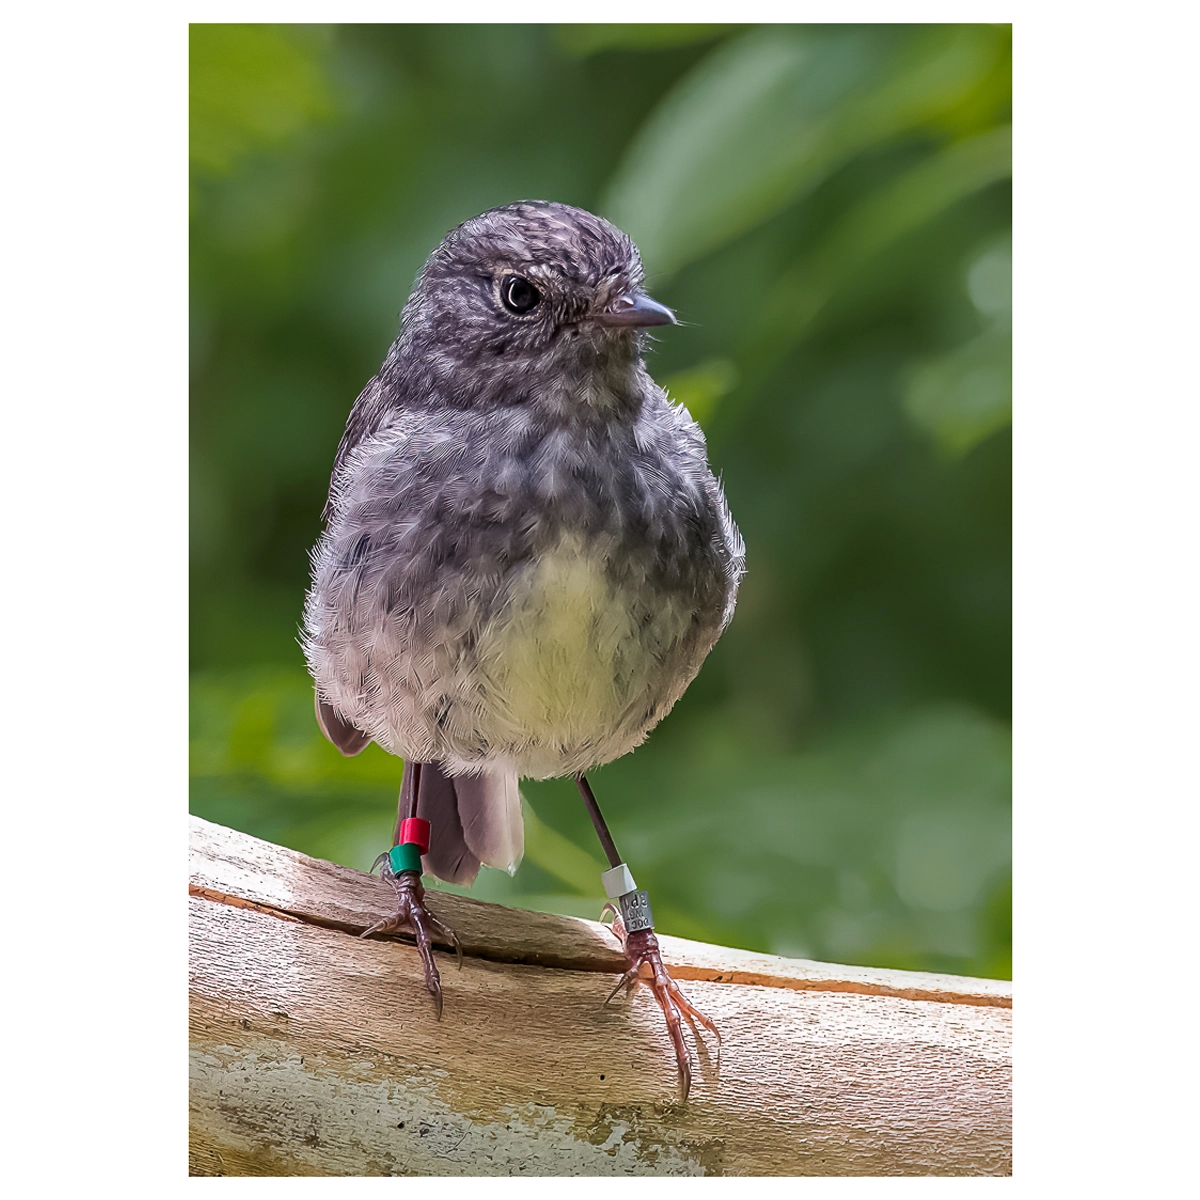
left=360, top=867, right=459, bottom=1018
left=604, top=968, right=639, bottom=1006
left=606, top=921, right=721, bottom=1102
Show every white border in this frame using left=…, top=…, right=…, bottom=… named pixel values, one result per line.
left=7, top=3, right=1196, bottom=1190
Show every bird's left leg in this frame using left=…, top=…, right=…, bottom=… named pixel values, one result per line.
left=361, top=763, right=462, bottom=1018
left=576, top=774, right=720, bottom=1101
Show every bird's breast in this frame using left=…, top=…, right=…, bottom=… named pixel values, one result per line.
left=467, top=529, right=696, bottom=777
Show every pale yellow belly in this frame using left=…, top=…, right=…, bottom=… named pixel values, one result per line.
left=468, top=532, right=692, bottom=779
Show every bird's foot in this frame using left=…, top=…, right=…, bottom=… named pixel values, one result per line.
left=603, top=903, right=721, bottom=1102
left=362, top=857, right=462, bottom=1019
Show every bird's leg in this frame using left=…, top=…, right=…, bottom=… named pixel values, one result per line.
left=362, top=855, right=462, bottom=1018
left=361, top=763, right=462, bottom=1018
left=576, top=774, right=720, bottom=1101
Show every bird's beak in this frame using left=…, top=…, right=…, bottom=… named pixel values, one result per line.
left=594, top=292, right=677, bottom=329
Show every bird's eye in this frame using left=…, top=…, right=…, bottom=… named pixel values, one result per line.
left=500, top=275, right=540, bottom=314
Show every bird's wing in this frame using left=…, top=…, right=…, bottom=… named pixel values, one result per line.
left=314, top=691, right=372, bottom=757
left=322, top=374, right=399, bottom=521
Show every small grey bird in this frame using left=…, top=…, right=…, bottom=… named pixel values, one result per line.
left=304, top=201, right=744, bottom=1098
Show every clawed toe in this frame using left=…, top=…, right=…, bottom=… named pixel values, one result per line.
left=360, top=914, right=404, bottom=940
left=361, top=867, right=459, bottom=1017
left=604, top=968, right=639, bottom=1006
left=603, top=918, right=720, bottom=1101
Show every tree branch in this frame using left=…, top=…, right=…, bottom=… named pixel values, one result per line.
left=189, top=816, right=1011, bottom=1176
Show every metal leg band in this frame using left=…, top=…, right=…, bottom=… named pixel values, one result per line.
left=618, top=889, right=654, bottom=933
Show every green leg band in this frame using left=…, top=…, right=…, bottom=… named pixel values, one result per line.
left=389, top=842, right=423, bottom=875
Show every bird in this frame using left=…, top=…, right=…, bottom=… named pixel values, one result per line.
left=303, top=200, right=744, bottom=1099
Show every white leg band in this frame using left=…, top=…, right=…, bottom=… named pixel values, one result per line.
left=601, top=862, right=637, bottom=899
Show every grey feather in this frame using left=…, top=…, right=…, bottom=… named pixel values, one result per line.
left=453, top=768, right=523, bottom=874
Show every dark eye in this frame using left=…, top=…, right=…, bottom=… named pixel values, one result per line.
left=500, top=275, right=540, bottom=314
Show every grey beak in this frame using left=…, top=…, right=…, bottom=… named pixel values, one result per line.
left=595, top=292, right=677, bottom=329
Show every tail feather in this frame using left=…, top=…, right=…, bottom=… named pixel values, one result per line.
left=455, top=770, right=523, bottom=876
left=402, top=761, right=523, bottom=887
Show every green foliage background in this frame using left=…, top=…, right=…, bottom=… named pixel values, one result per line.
left=190, top=24, right=1011, bottom=980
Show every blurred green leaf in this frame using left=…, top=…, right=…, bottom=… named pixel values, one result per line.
left=894, top=802, right=1009, bottom=910
left=521, top=796, right=607, bottom=894
left=603, top=24, right=1004, bottom=276
left=190, top=667, right=400, bottom=786
left=190, top=24, right=334, bottom=176
left=979, top=877, right=1012, bottom=980
left=967, top=234, right=1012, bottom=319
left=718, top=124, right=1011, bottom=435
left=556, top=24, right=738, bottom=57
left=792, top=124, right=1012, bottom=302
left=904, top=325, right=1011, bottom=457
left=659, top=357, right=739, bottom=427
left=905, top=232, right=1012, bottom=456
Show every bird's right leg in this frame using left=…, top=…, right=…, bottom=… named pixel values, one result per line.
left=361, top=761, right=462, bottom=1018
left=575, top=774, right=720, bottom=1101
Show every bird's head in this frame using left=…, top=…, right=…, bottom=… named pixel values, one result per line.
left=394, top=201, right=675, bottom=412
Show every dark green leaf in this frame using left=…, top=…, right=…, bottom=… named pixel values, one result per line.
left=190, top=24, right=335, bottom=176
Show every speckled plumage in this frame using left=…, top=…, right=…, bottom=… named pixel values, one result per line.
left=304, top=202, right=743, bottom=884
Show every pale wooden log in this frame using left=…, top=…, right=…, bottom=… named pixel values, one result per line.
left=189, top=816, right=1011, bottom=1176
